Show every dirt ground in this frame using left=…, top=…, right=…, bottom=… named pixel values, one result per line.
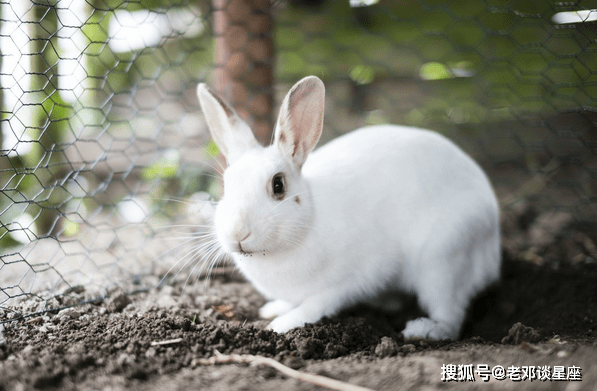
left=2, top=166, right=597, bottom=390
left=1, top=256, right=596, bottom=390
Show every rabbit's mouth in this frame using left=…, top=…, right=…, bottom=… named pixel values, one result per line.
left=238, top=240, right=253, bottom=255
left=236, top=242, right=270, bottom=257
left=237, top=241, right=259, bottom=256
left=237, top=245, right=252, bottom=256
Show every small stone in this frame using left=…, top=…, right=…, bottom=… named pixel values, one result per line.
left=145, top=347, right=157, bottom=359
left=375, top=336, right=398, bottom=357
left=501, top=322, right=542, bottom=345
left=39, top=323, right=56, bottom=333
left=45, top=298, right=60, bottom=311
left=22, top=345, right=34, bottom=355
left=117, top=353, right=136, bottom=365
left=283, top=356, right=305, bottom=370
left=106, top=290, right=132, bottom=313
left=528, top=212, right=573, bottom=249
left=324, top=343, right=348, bottom=358
left=296, top=338, right=318, bottom=359
left=400, top=344, right=417, bottom=354
left=157, top=294, right=177, bottom=309
left=173, top=317, right=191, bottom=331
left=58, top=308, right=81, bottom=319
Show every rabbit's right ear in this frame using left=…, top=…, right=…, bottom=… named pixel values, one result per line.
left=197, top=84, right=259, bottom=164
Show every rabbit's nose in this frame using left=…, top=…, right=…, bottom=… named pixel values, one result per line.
left=234, top=220, right=250, bottom=241
left=237, top=232, right=251, bottom=254
left=239, top=231, right=251, bottom=243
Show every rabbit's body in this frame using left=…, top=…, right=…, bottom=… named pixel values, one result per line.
left=233, top=126, right=500, bottom=339
left=197, top=77, right=501, bottom=340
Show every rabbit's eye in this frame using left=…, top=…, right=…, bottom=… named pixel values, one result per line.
left=272, top=174, right=286, bottom=199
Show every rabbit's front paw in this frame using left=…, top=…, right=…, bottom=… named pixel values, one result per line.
left=267, top=312, right=306, bottom=333
left=402, top=317, right=458, bottom=340
left=259, top=299, right=294, bottom=319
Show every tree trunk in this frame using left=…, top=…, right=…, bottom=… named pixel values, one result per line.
left=212, top=0, right=275, bottom=145
left=30, top=1, right=66, bottom=237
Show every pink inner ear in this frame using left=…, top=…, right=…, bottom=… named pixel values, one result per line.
left=277, top=130, right=287, bottom=145
left=281, top=77, right=324, bottom=161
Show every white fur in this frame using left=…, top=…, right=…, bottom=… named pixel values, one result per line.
left=197, top=77, right=501, bottom=340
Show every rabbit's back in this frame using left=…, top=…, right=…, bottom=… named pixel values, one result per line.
left=301, top=125, right=500, bottom=296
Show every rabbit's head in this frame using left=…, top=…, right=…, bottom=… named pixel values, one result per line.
left=197, top=76, right=325, bottom=255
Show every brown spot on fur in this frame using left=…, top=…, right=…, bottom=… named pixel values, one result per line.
left=295, top=196, right=300, bottom=205
left=293, top=137, right=300, bottom=158
left=278, top=131, right=287, bottom=144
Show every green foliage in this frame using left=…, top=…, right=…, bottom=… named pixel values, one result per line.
left=142, top=155, right=180, bottom=181
left=349, top=65, right=376, bottom=85
left=62, top=220, right=80, bottom=236
left=274, top=0, right=584, bottom=131
left=203, top=140, right=220, bottom=159
left=419, top=62, right=453, bottom=81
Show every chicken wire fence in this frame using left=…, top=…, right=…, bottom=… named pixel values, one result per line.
left=1, top=0, right=596, bottom=323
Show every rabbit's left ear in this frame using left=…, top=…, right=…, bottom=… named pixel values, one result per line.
left=197, top=84, right=259, bottom=165
left=274, top=76, right=325, bottom=169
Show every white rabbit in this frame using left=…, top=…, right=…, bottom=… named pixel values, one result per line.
left=196, top=76, right=500, bottom=340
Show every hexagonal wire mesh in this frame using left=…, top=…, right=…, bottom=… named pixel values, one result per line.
left=1, top=0, right=596, bottom=323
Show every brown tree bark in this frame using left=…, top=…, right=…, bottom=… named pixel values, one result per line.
left=212, top=0, right=275, bottom=145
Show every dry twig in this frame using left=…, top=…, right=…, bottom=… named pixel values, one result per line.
left=150, top=338, right=183, bottom=346
left=193, top=351, right=375, bottom=391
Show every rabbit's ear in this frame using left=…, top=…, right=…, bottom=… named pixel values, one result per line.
left=274, top=76, right=325, bottom=169
left=197, top=84, right=259, bottom=164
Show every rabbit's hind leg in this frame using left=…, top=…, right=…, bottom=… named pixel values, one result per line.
left=401, top=268, right=469, bottom=340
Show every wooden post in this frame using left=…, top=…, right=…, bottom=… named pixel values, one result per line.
left=212, top=0, right=274, bottom=145
left=30, top=2, right=63, bottom=237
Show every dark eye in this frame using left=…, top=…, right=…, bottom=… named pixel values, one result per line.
left=272, top=173, right=286, bottom=198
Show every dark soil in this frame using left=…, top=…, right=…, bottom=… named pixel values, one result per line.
left=1, top=254, right=596, bottom=390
